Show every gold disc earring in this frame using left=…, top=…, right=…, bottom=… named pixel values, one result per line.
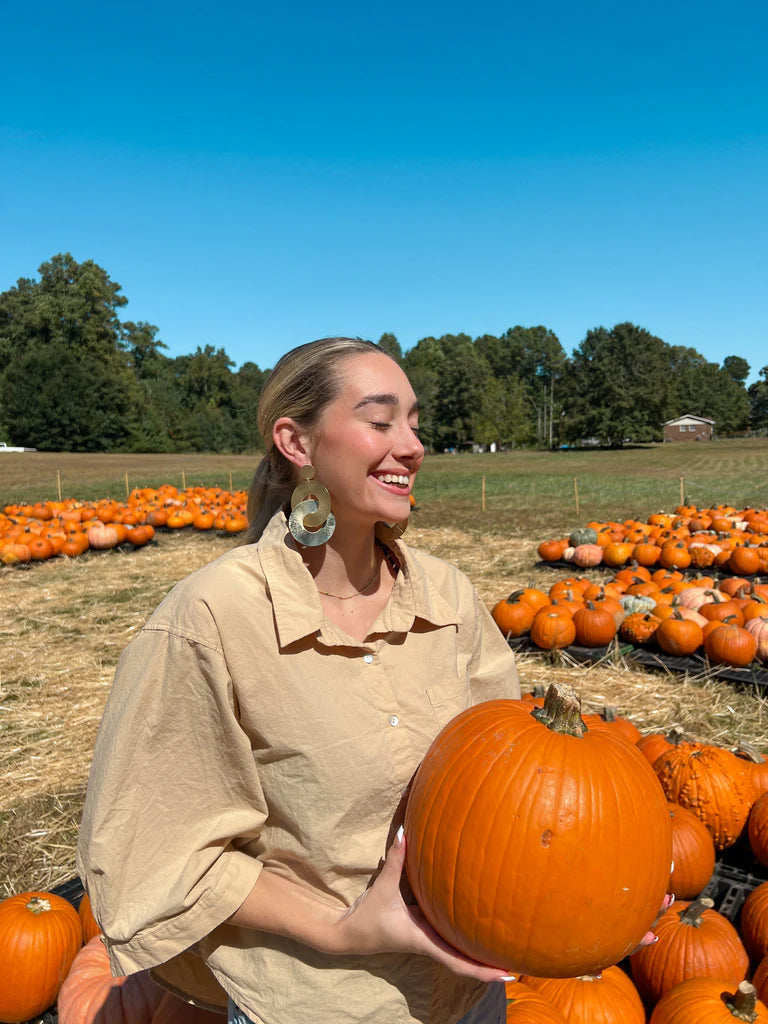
left=289, top=465, right=336, bottom=546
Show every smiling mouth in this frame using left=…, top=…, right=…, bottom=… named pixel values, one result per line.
left=373, top=473, right=410, bottom=490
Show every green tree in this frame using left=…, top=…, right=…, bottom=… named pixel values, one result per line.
left=3, top=341, right=138, bottom=450
left=473, top=375, right=529, bottom=446
left=668, top=347, right=750, bottom=435
left=231, top=361, right=268, bottom=451
left=748, top=367, right=768, bottom=432
left=405, top=334, right=491, bottom=448
left=377, top=332, right=402, bottom=363
left=563, top=323, right=675, bottom=445
left=0, top=254, right=139, bottom=450
left=722, top=355, right=750, bottom=384
left=476, top=326, right=566, bottom=445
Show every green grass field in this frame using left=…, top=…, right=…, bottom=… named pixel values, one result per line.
left=4, top=438, right=768, bottom=539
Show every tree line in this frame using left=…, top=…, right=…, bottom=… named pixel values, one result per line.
left=1, top=254, right=766, bottom=453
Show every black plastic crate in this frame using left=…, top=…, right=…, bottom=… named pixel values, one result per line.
left=700, top=860, right=768, bottom=923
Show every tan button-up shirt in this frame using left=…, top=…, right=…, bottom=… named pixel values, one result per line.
left=77, top=511, right=520, bottom=1024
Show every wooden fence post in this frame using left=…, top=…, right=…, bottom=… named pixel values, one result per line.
left=574, top=477, right=580, bottom=517
left=125, top=471, right=130, bottom=500
left=57, top=469, right=62, bottom=502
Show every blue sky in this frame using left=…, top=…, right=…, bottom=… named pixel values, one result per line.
left=2, top=1, right=766, bottom=381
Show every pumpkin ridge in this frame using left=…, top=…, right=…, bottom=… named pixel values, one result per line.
left=458, top=724, right=530, bottom=955
left=491, top=729, right=568, bottom=959
left=413, top=702, right=524, bottom=945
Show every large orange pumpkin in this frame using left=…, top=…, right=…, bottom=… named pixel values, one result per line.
left=57, top=935, right=164, bottom=1024
left=0, top=891, right=82, bottom=1023
left=403, top=683, right=672, bottom=978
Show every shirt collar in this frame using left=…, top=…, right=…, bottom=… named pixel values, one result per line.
left=257, top=510, right=460, bottom=648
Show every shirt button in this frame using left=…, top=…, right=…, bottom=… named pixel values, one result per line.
left=363, top=654, right=374, bottom=664
left=388, top=714, right=400, bottom=727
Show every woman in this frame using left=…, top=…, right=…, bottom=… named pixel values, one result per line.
left=77, top=337, right=522, bottom=1024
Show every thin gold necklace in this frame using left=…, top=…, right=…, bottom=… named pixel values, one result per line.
left=316, top=549, right=382, bottom=600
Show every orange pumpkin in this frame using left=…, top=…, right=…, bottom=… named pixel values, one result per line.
left=630, top=896, right=748, bottom=1006
left=529, top=609, right=576, bottom=650
left=653, top=741, right=754, bottom=850
left=522, top=966, right=645, bottom=1024
left=649, top=979, right=768, bottom=1024
left=655, top=613, right=704, bottom=657
left=704, top=623, right=758, bottom=667
left=403, top=683, right=672, bottom=978
left=0, top=891, right=82, bottom=1023
left=78, top=892, right=101, bottom=943
left=667, top=803, right=716, bottom=899
left=504, top=980, right=567, bottom=1022
left=57, top=935, right=164, bottom=1023
left=741, top=882, right=768, bottom=963
left=491, top=593, right=536, bottom=638
left=572, top=602, right=618, bottom=647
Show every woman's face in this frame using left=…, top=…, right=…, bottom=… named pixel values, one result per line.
left=307, top=352, right=424, bottom=530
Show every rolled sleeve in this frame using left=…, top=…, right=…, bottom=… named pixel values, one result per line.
left=77, top=622, right=268, bottom=975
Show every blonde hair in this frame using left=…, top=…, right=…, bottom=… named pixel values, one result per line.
left=244, top=337, right=390, bottom=542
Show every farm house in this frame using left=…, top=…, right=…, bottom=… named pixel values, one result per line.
left=662, top=414, right=715, bottom=442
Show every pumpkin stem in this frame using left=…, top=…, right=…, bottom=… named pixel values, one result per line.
left=25, top=896, right=53, bottom=914
left=677, top=895, right=714, bottom=927
left=505, top=590, right=525, bottom=603
left=734, top=742, right=765, bottom=764
left=725, top=981, right=759, bottom=1022
left=531, top=683, right=587, bottom=737
left=667, top=726, right=685, bottom=746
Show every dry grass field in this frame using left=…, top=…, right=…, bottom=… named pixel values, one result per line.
left=3, top=441, right=768, bottom=898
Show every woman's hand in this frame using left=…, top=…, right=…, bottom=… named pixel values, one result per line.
left=627, top=890, right=675, bottom=957
left=329, top=828, right=514, bottom=983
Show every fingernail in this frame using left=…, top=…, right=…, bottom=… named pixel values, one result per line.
left=498, top=975, right=517, bottom=982
left=653, top=935, right=660, bottom=943
left=396, top=825, right=405, bottom=844
left=668, top=893, right=675, bottom=907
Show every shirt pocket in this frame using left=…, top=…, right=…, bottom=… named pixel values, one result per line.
left=425, top=671, right=471, bottom=730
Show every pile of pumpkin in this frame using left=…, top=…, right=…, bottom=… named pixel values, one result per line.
left=0, top=485, right=248, bottom=566
left=0, top=888, right=222, bottom=1023
left=499, top=702, right=768, bottom=1022
left=401, top=681, right=768, bottom=1022
left=492, top=564, right=768, bottom=669
left=538, top=505, right=768, bottom=576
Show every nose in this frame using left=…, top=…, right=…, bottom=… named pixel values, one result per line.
left=394, top=422, right=425, bottom=463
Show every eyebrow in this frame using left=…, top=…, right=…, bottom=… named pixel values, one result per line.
left=354, top=393, right=420, bottom=414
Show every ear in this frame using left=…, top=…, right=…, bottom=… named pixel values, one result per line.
left=273, top=417, right=312, bottom=470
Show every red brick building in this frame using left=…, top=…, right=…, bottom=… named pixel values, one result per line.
left=662, top=415, right=715, bottom=442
